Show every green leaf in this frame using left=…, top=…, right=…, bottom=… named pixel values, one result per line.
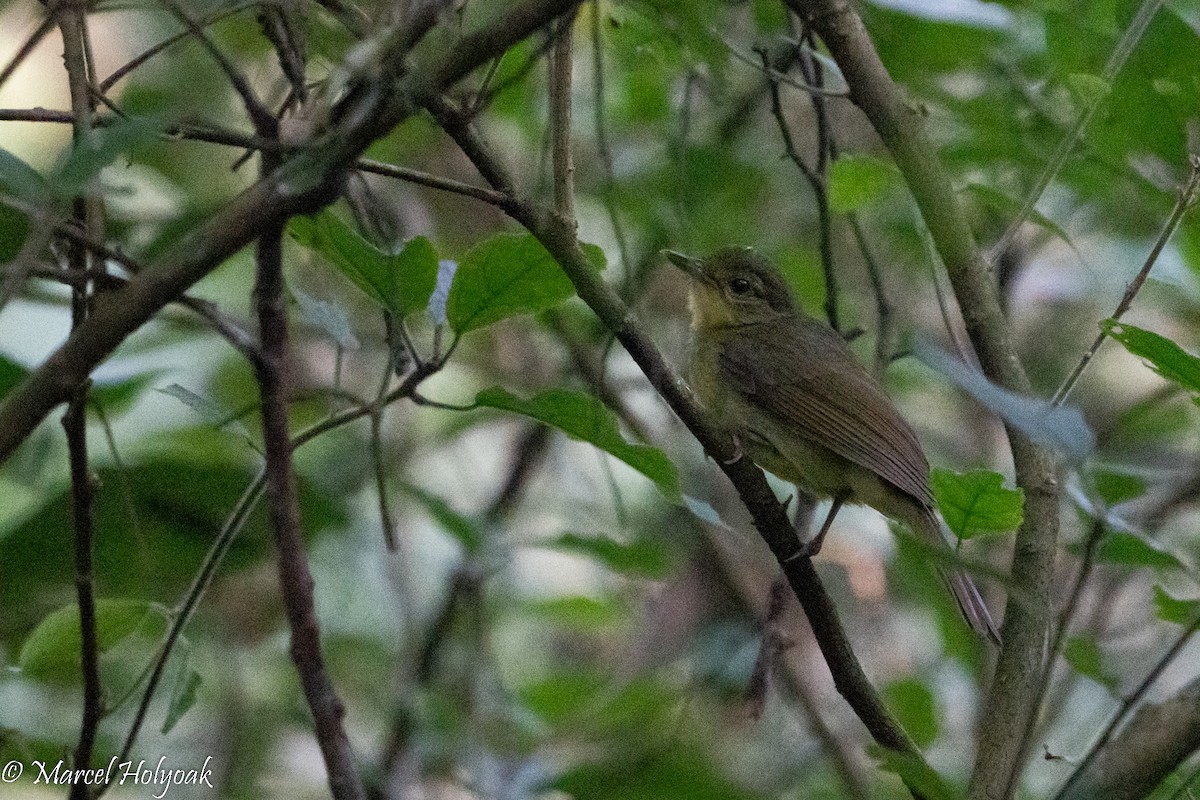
left=0, top=149, right=47, bottom=261
left=521, top=671, right=607, bottom=724
left=0, top=147, right=50, bottom=204
left=556, top=748, right=757, bottom=800
left=1064, top=635, right=1117, bottom=690
left=1153, top=586, right=1200, bottom=625
left=292, top=287, right=360, bottom=350
left=883, top=678, right=939, bottom=748
left=446, top=233, right=604, bottom=333
left=542, top=532, right=671, bottom=578
left=0, top=353, right=29, bottom=398
left=19, top=599, right=170, bottom=683
left=1089, top=468, right=1146, bottom=506
left=90, top=373, right=158, bottom=417
left=1096, top=532, right=1184, bottom=571
left=54, top=116, right=164, bottom=197
left=827, top=154, right=901, bottom=212
left=963, top=183, right=1073, bottom=246
left=288, top=211, right=438, bottom=317
left=162, top=657, right=202, bottom=735
left=398, top=483, right=482, bottom=553
left=522, top=595, right=624, bottom=629
left=0, top=199, right=31, bottom=262
left=473, top=387, right=680, bottom=499
left=1065, top=72, right=1112, bottom=108
left=930, top=468, right=1024, bottom=540
left=1102, top=321, right=1200, bottom=396
left=871, top=746, right=957, bottom=800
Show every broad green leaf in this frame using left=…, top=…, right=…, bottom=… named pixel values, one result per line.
left=521, top=671, right=607, bottom=724
left=398, top=483, right=482, bottom=553
left=162, top=654, right=202, bottom=735
left=871, top=746, right=957, bottom=800
left=0, top=353, right=28, bottom=398
left=473, top=387, right=680, bottom=499
left=19, top=599, right=169, bottom=682
left=1065, top=73, right=1111, bottom=108
left=883, top=678, right=939, bottom=748
left=292, top=286, right=360, bottom=350
left=522, top=595, right=625, bottom=629
left=963, top=183, right=1073, bottom=246
left=1102, top=321, right=1200, bottom=397
left=0, top=200, right=31, bottom=262
left=828, top=154, right=901, bottom=212
left=542, top=532, right=671, bottom=578
left=1089, top=468, right=1146, bottom=506
left=1064, top=635, right=1117, bottom=690
left=0, top=149, right=47, bottom=261
left=1096, top=532, right=1184, bottom=571
left=55, top=116, right=164, bottom=197
left=1153, top=586, right=1200, bottom=625
left=0, top=147, right=50, bottom=204
left=446, top=233, right=604, bottom=333
left=917, top=338, right=1095, bottom=461
left=556, top=747, right=757, bottom=800
left=91, top=373, right=159, bottom=417
left=931, top=468, right=1024, bottom=540
left=288, top=211, right=438, bottom=317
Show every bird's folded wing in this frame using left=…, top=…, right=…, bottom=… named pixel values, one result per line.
left=719, top=320, right=933, bottom=507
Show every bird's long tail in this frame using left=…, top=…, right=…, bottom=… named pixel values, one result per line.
left=916, top=512, right=1001, bottom=645
left=941, top=565, right=1001, bottom=645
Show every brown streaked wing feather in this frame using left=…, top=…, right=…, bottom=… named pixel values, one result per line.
left=719, top=317, right=934, bottom=506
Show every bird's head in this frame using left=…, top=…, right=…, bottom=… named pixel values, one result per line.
left=665, top=247, right=797, bottom=329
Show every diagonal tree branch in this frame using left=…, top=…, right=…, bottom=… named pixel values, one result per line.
left=779, top=2, right=1062, bottom=798
left=0, top=0, right=583, bottom=465
left=418, top=94, right=931, bottom=795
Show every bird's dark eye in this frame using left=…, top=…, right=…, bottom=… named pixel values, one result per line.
left=729, top=278, right=752, bottom=295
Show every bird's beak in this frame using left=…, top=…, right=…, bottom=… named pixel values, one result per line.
left=663, top=250, right=706, bottom=281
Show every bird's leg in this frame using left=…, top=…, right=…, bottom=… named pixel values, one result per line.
left=786, top=495, right=845, bottom=561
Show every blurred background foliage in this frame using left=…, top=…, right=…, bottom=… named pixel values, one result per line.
left=1, top=0, right=1200, bottom=797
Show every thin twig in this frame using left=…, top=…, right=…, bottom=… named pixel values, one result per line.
left=2, top=213, right=262, bottom=363
left=1053, top=609, right=1200, bottom=800
left=58, top=7, right=104, bottom=791
left=159, top=0, right=276, bottom=135
left=589, top=0, right=633, bottom=294
left=719, top=33, right=848, bottom=98
left=64, top=392, right=101, bottom=797
left=550, top=9, right=577, bottom=222
left=370, top=329, right=399, bottom=550
left=847, top=214, right=896, bottom=374
left=1052, top=156, right=1200, bottom=406
left=0, top=7, right=58, bottom=93
left=99, top=2, right=254, bottom=94
left=759, top=45, right=839, bottom=332
left=989, top=0, right=1166, bottom=261
left=355, top=158, right=517, bottom=211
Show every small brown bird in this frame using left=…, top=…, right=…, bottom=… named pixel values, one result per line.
left=668, top=246, right=999, bottom=643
